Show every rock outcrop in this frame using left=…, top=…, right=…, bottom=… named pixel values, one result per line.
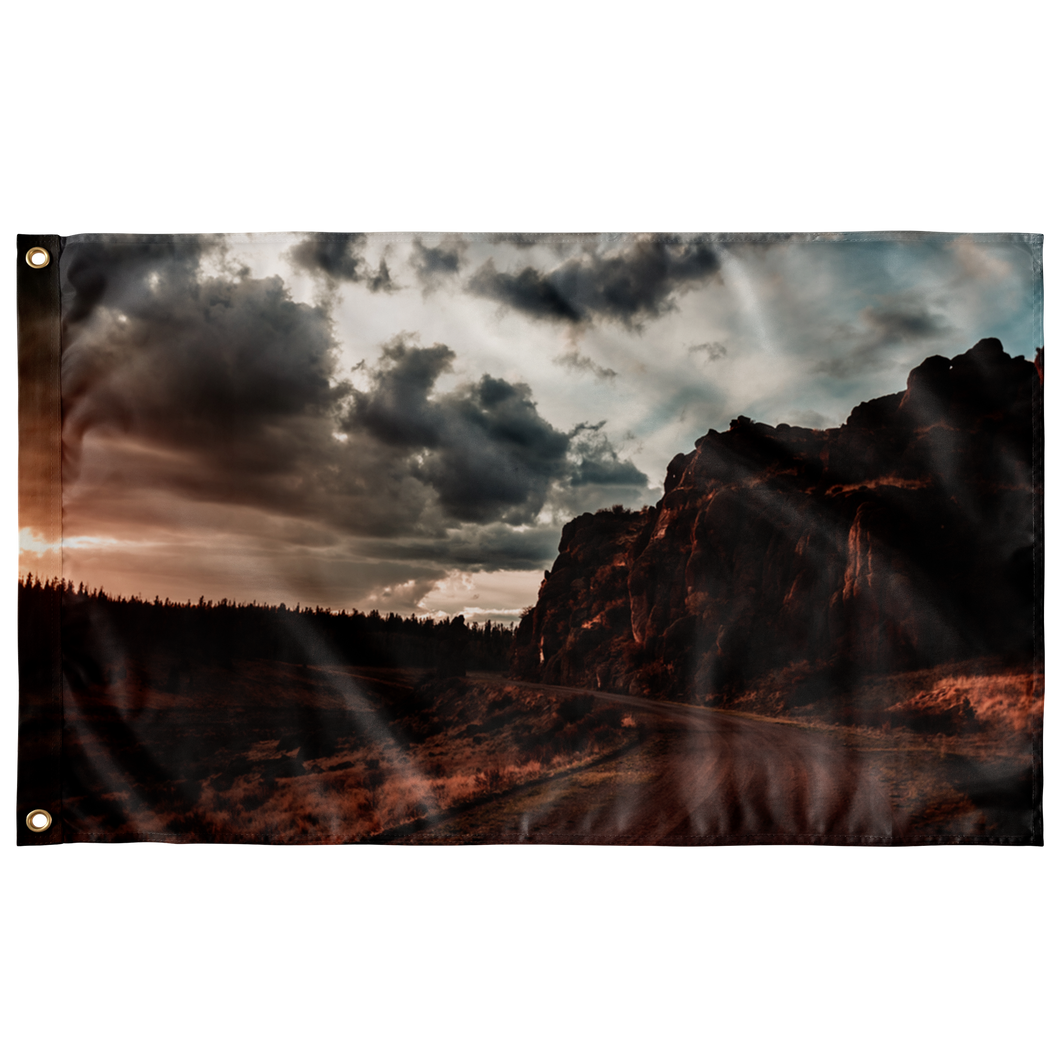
left=512, top=339, right=1041, bottom=704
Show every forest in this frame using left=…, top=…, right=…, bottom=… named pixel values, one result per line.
left=18, top=575, right=517, bottom=684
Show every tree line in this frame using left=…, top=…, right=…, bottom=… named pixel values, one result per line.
left=18, top=575, right=517, bottom=683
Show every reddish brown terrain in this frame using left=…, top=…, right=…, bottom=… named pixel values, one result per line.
left=55, top=658, right=641, bottom=842
left=54, top=661, right=1038, bottom=845
left=406, top=676, right=1038, bottom=843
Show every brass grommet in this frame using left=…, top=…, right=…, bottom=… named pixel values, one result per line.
left=26, top=247, right=51, bottom=269
left=26, top=809, right=53, bottom=832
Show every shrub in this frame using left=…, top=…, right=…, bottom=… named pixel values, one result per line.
left=556, top=693, right=595, bottom=724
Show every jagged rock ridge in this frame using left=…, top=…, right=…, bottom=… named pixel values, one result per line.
left=511, top=339, right=1041, bottom=704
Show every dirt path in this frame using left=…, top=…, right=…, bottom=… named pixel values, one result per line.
left=388, top=678, right=905, bottom=844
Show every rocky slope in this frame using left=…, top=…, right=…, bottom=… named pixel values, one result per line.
left=511, top=339, right=1042, bottom=709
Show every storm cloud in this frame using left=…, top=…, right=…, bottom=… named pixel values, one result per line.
left=61, top=238, right=344, bottom=479
left=814, top=293, right=952, bottom=378
left=861, top=298, right=950, bottom=342
left=62, top=234, right=221, bottom=328
left=410, top=237, right=466, bottom=291
left=58, top=239, right=650, bottom=605
left=568, top=429, right=648, bottom=488
left=345, top=337, right=645, bottom=524
left=362, top=523, right=561, bottom=569
left=467, top=236, right=721, bottom=328
left=289, top=233, right=398, bottom=292
left=554, top=349, right=618, bottom=381
left=59, top=243, right=440, bottom=549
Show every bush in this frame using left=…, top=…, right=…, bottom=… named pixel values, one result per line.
left=556, top=693, right=595, bottom=724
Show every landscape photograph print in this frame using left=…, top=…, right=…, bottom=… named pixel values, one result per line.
left=18, top=231, right=1044, bottom=845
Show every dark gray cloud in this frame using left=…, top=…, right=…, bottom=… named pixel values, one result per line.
left=567, top=424, right=648, bottom=489
left=62, top=241, right=344, bottom=475
left=60, top=241, right=649, bottom=582
left=814, top=293, right=951, bottom=378
left=62, top=235, right=221, bottom=329
left=61, top=239, right=424, bottom=544
left=861, top=300, right=949, bottom=341
left=365, top=257, right=398, bottom=293
left=362, top=524, right=561, bottom=570
left=345, top=337, right=644, bottom=524
left=410, top=237, right=466, bottom=291
left=289, top=233, right=366, bottom=282
left=554, top=349, right=618, bottom=381
left=467, top=237, right=721, bottom=328
left=288, top=233, right=398, bottom=292
left=347, top=338, right=456, bottom=449
left=343, top=337, right=576, bottom=523
left=688, top=341, right=727, bottom=361
left=470, top=263, right=584, bottom=322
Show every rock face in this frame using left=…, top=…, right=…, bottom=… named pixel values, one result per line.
left=512, top=339, right=1041, bottom=703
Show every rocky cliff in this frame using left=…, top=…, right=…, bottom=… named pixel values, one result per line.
left=511, top=339, right=1041, bottom=707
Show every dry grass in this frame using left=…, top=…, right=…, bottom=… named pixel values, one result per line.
left=63, top=664, right=639, bottom=842
left=60, top=655, right=1039, bottom=844
left=889, top=671, right=1043, bottom=733
left=724, top=658, right=1042, bottom=738
left=700, top=659, right=1041, bottom=838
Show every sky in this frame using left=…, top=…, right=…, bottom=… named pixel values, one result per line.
left=20, top=232, right=1042, bottom=623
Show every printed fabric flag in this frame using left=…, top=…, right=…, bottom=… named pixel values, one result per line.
left=17, top=232, right=1044, bottom=846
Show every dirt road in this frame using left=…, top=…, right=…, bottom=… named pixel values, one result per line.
left=388, top=678, right=909, bottom=844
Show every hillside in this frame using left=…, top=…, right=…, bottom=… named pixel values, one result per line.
left=511, top=338, right=1042, bottom=724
